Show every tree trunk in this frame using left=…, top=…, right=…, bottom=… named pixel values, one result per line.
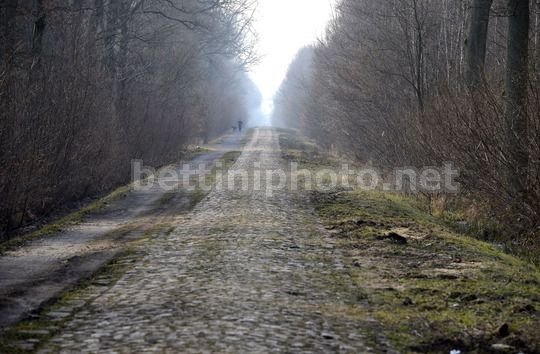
left=465, top=0, right=493, bottom=87
left=31, top=0, right=46, bottom=69
left=104, top=0, right=120, bottom=72
left=116, top=0, right=129, bottom=124
left=1, top=0, right=17, bottom=65
left=89, top=0, right=104, bottom=40
left=505, top=0, right=529, bottom=199
left=412, top=0, right=425, bottom=111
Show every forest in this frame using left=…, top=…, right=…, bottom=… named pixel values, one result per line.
left=1, top=0, right=540, bottom=352
left=274, top=0, right=540, bottom=254
left=0, top=0, right=260, bottom=237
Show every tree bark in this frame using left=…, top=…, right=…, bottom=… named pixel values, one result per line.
left=1, top=0, right=17, bottom=65
left=116, top=0, right=129, bottom=123
left=465, top=0, right=493, bottom=87
left=505, top=0, right=529, bottom=199
left=104, top=0, right=120, bottom=72
left=31, top=0, right=46, bottom=69
left=89, top=0, right=104, bottom=40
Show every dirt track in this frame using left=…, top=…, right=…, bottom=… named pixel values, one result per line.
left=0, top=134, right=243, bottom=331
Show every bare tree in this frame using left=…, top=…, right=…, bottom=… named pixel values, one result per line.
left=0, top=0, right=259, bottom=236
left=504, top=0, right=529, bottom=199
left=31, top=0, right=46, bottom=68
left=0, top=0, right=18, bottom=65
left=466, top=0, right=493, bottom=86
left=275, top=0, right=540, bottom=238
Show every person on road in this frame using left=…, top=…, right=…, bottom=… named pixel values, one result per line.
left=238, top=120, right=244, bottom=133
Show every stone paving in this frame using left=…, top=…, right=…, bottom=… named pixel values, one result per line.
left=39, top=129, right=374, bottom=353
left=0, top=133, right=242, bottom=331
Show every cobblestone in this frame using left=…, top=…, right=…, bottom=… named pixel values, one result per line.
left=40, top=129, right=371, bottom=353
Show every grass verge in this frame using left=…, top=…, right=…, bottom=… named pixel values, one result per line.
left=280, top=129, right=540, bottom=353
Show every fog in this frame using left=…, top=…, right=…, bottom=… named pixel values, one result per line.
left=248, top=0, right=335, bottom=126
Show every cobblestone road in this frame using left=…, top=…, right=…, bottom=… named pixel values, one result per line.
left=40, top=128, right=372, bottom=353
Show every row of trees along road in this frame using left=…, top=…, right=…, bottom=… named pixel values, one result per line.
left=0, top=0, right=260, bottom=237
left=274, top=0, right=539, bottom=245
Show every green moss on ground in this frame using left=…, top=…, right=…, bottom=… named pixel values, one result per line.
left=314, top=189, right=540, bottom=353
left=221, top=151, right=242, bottom=169
left=0, top=185, right=132, bottom=255
left=279, top=130, right=338, bottom=169
left=280, top=129, right=540, bottom=353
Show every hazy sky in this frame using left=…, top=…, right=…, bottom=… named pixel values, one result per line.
left=249, top=0, right=335, bottom=124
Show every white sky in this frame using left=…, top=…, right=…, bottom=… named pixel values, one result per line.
left=249, top=0, right=335, bottom=125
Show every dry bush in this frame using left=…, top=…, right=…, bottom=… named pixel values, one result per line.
left=420, top=80, right=540, bottom=232
left=273, top=0, right=540, bottom=245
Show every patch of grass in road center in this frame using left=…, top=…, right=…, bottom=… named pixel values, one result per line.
left=278, top=129, right=540, bottom=353
left=221, top=151, right=242, bottom=169
left=203, top=151, right=242, bottom=187
left=152, top=151, right=242, bottom=212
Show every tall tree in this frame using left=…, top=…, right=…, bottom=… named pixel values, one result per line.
left=505, top=0, right=530, bottom=199
left=465, top=0, right=493, bottom=87
left=1, top=0, right=18, bottom=65
left=31, top=0, right=46, bottom=68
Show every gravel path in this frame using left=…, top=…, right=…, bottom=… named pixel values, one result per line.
left=40, top=128, right=371, bottom=353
